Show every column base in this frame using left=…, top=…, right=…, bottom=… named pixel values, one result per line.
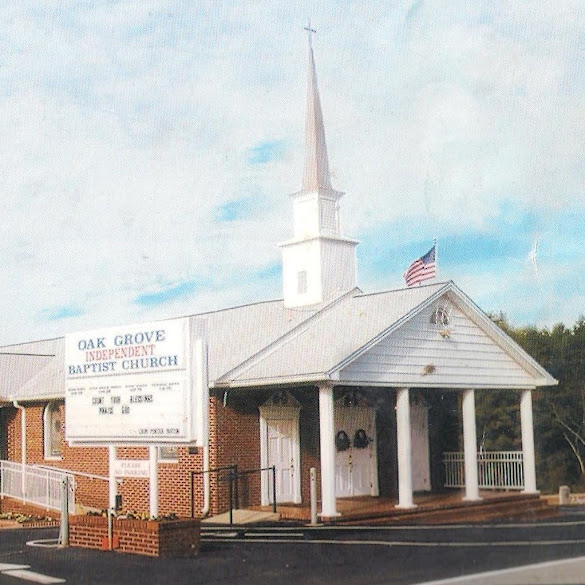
left=319, top=512, right=341, bottom=519
left=462, top=496, right=483, bottom=502
left=521, top=489, right=540, bottom=495
left=395, top=503, right=418, bottom=510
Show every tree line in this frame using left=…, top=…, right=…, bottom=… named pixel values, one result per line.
left=477, top=314, right=585, bottom=493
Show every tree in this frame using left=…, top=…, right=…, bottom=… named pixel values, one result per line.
left=488, top=314, right=585, bottom=492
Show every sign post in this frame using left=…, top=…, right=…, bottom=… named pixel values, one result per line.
left=149, top=446, right=159, bottom=518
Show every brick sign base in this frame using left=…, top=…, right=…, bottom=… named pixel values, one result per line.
left=69, top=516, right=200, bottom=557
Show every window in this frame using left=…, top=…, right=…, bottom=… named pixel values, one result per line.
left=44, top=402, right=63, bottom=459
left=297, top=270, right=308, bottom=295
left=158, top=446, right=179, bottom=462
left=320, top=200, right=336, bottom=230
left=430, top=306, right=450, bottom=326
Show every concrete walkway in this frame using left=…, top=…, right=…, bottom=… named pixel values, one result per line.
left=419, top=555, right=585, bottom=585
left=201, top=509, right=280, bottom=525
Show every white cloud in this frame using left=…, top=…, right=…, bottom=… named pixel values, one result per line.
left=0, top=0, right=583, bottom=343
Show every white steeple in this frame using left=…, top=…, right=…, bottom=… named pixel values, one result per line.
left=279, top=27, right=358, bottom=308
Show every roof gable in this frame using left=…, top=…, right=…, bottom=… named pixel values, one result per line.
left=218, top=282, right=449, bottom=386
left=337, top=286, right=557, bottom=389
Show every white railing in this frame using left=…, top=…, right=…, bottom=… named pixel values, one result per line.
left=0, top=460, right=75, bottom=513
left=443, top=451, right=524, bottom=490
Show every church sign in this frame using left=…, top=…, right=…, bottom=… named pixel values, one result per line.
left=65, top=318, right=197, bottom=445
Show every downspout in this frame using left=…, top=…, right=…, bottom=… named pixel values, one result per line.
left=202, top=441, right=210, bottom=516
left=12, top=400, right=26, bottom=500
left=200, top=342, right=210, bottom=517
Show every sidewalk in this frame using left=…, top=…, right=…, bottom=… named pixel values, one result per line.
left=418, top=556, right=585, bottom=585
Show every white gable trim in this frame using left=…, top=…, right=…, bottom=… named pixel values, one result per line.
left=445, top=287, right=557, bottom=386
left=327, top=283, right=451, bottom=377
left=329, top=282, right=557, bottom=388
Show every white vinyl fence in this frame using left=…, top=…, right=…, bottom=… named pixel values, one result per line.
left=443, top=451, right=524, bottom=490
left=0, top=460, right=75, bottom=513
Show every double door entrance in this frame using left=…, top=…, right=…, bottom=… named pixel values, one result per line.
left=260, top=395, right=429, bottom=505
left=335, top=405, right=379, bottom=497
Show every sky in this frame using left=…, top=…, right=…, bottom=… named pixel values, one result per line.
left=1, top=0, right=584, bottom=345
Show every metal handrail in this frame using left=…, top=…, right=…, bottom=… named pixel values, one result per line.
left=227, top=466, right=276, bottom=525
left=189, top=464, right=278, bottom=523
left=189, top=465, right=238, bottom=518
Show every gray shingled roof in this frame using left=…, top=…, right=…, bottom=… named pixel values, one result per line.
left=216, top=282, right=449, bottom=385
left=0, top=281, right=556, bottom=401
left=0, top=338, right=61, bottom=402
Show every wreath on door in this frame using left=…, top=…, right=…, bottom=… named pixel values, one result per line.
left=353, top=429, right=370, bottom=449
left=335, top=430, right=351, bottom=452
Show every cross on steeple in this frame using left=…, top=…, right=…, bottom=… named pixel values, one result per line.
left=304, top=21, right=316, bottom=48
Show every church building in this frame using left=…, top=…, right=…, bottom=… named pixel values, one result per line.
left=0, top=35, right=556, bottom=522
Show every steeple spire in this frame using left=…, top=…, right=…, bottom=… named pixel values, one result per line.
left=279, top=25, right=358, bottom=308
left=302, top=23, right=333, bottom=192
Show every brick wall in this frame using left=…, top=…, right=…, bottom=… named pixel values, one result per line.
left=2, top=403, right=110, bottom=509
left=1, top=401, right=213, bottom=517
left=2, top=387, right=387, bottom=517
left=210, top=392, right=263, bottom=514
left=69, top=516, right=200, bottom=557
left=299, top=391, right=322, bottom=503
left=0, top=496, right=60, bottom=518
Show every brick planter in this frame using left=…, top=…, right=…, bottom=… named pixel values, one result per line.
left=69, top=516, right=200, bottom=557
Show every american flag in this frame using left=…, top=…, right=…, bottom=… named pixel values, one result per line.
left=404, top=245, right=436, bottom=286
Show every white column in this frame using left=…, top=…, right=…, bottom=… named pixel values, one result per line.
left=462, top=389, right=481, bottom=501
left=149, top=446, right=159, bottom=518
left=395, top=388, right=416, bottom=509
left=521, top=389, right=538, bottom=493
left=318, top=383, right=338, bottom=517
left=108, top=445, right=117, bottom=510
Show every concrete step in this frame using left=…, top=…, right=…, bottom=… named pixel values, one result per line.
left=336, top=495, right=556, bottom=525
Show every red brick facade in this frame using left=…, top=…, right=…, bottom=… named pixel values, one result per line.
left=0, top=387, right=421, bottom=518
left=69, top=515, right=200, bottom=557
left=0, top=394, right=266, bottom=517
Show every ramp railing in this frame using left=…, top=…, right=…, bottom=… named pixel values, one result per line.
left=0, top=460, right=76, bottom=513
left=443, top=451, right=524, bottom=490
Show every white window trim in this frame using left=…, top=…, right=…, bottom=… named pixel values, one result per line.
left=43, top=401, right=63, bottom=461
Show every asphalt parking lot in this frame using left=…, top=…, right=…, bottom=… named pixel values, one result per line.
left=3, top=514, right=585, bottom=585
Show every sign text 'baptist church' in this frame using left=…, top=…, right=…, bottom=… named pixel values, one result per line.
left=65, top=318, right=198, bottom=445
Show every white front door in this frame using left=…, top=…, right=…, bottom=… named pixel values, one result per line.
left=266, top=418, right=296, bottom=504
left=259, top=397, right=301, bottom=506
left=411, top=402, right=431, bottom=492
left=335, top=406, right=378, bottom=498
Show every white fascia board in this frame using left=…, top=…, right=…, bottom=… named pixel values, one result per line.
left=329, top=379, right=538, bottom=390
left=5, top=393, right=64, bottom=403
left=213, top=372, right=331, bottom=389
left=278, top=235, right=359, bottom=248
left=327, top=282, right=453, bottom=377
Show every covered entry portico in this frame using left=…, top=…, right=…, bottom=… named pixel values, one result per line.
left=317, top=384, right=539, bottom=519
left=217, top=282, right=557, bottom=519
